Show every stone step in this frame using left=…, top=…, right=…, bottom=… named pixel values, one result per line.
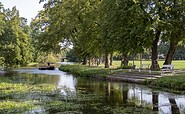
left=107, top=76, right=144, bottom=84
left=110, top=75, right=158, bottom=80
left=111, top=73, right=161, bottom=78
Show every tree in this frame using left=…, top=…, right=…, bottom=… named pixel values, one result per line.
left=0, top=2, right=5, bottom=35
left=162, top=0, right=185, bottom=64
left=141, top=0, right=185, bottom=66
left=30, top=11, right=48, bottom=62
left=99, top=0, right=149, bottom=67
left=36, top=0, right=185, bottom=70
left=117, top=0, right=149, bottom=66
left=0, top=6, right=32, bottom=67
left=38, top=0, right=102, bottom=66
left=98, top=0, right=117, bottom=68
left=136, top=0, right=163, bottom=70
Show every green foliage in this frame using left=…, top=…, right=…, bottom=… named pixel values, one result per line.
left=66, top=49, right=81, bottom=62
left=33, top=0, right=185, bottom=68
left=0, top=3, right=5, bottom=35
left=0, top=6, right=33, bottom=68
left=100, top=0, right=148, bottom=55
left=119, top=65, right=133, bottom=69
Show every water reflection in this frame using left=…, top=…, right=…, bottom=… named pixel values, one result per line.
left=77, top=79, right=185, bottom=114
left=2, top=68, right=185, bottom=114
left=15, top=68, right=77, bottom=94
left=152, top=91, right=159, bottom=111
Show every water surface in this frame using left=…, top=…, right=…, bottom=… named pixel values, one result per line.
left=1, top=68, right=185, bottom=114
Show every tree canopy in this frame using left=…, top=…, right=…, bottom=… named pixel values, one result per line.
left=1, top=0, right=185, bottom=69
left=35, top=0, right=185, bottom=69
left=0, top=3, right=32, bottom=67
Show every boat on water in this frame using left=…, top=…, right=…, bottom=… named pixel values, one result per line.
left=38, top=62, right=55, bottom=70
left=39, top=66, right=55, bottom=70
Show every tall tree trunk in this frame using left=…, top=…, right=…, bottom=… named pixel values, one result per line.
left=82, top=56, right=87, bottom=65
left=121, top=52, right=128, bottom=66
left=91, top=57, right=95, bottom=66
left=150, top=31, right=160, bottom=70
left=88, top=57, right=91, bottom=66
left=97, top=57, right=101, bottom=66
left=105, top=50, right=109, bottom=68
left=110, top=52, right=113, bottom=66
left=164, top=41, right=178, bottom=65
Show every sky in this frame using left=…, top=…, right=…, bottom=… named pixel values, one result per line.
left=1, top=0, right=44, bottom=24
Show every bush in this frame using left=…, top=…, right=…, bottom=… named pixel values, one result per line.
left=118, top=65, right=132, bottom=69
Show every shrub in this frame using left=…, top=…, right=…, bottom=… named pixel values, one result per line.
left=119, top=65, right=132, bottom=69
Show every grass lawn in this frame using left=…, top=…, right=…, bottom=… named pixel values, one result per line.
left=111, top=60, right=185, bottom=70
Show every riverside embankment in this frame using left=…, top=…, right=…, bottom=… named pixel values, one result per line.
left=59, top=64, right=185, bottom=94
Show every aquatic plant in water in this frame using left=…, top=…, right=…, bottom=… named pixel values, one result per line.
left=0, top=74, right=156, bottom=114
left=0, top=81, right=58, bottom=113
left=0, top=101, right=34, bottom=113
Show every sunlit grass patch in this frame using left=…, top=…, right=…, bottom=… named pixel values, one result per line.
left=112, top=60, right=185, bottom=69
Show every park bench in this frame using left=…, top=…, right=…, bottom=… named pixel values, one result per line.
left=139, top=64, right=151, bottom=73
left=161, top=64, right=175, bottom=76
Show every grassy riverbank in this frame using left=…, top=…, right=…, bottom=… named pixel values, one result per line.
left=59, top=64, right=115, bottom=78
left=59, top=64, right=185, bottom=93
left=144, top=75, right=185, bottom=94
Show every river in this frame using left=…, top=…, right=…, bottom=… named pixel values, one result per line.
left=1, top=66, right=185, bottom=114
